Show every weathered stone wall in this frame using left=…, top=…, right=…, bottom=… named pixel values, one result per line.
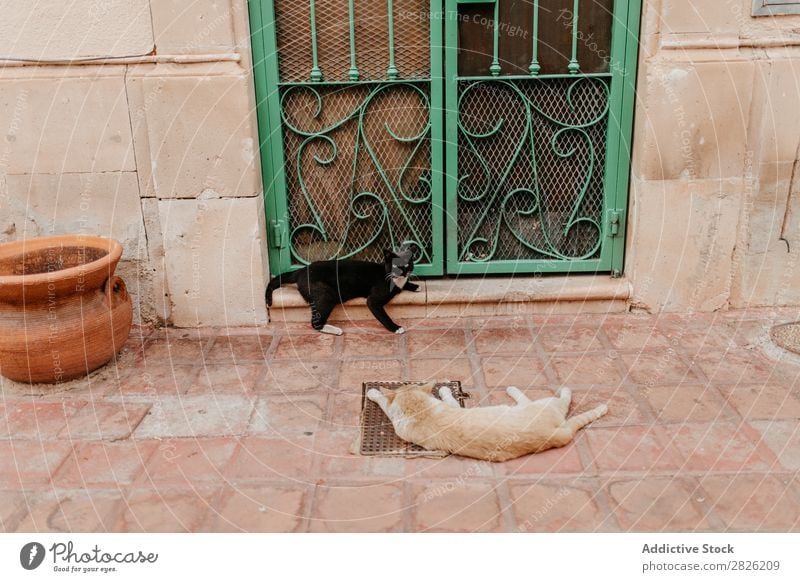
left=629, top=0, right=800, bottom=311
left=2, top=1, right=799, bottom=326
left=0, top=0, right=268, bottom=326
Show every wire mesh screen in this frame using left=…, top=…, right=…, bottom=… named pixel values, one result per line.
left=274, top=1, right=312, bottom=84
left=280, top=83, right=434, bottom=265
left=275, top=0, right=430, bottom=83
left=273, top=0, right=436, bottom=267
left=456, top=78, right=610, bottom=263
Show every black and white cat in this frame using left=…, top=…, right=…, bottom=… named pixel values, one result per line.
left=265, top=246, right=419, bottom=335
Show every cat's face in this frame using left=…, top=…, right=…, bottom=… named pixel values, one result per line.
left=384, top=245, right=415, bottom=289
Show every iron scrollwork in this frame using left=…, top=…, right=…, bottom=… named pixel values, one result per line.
left=457, top=77, right=610, bottom=263
left=280, top=83, right=432, bottom=265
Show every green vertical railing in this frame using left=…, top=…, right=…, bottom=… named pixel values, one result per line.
left=568, top=0, right=581, bottom=74
left=387, top=0, right=399, bottom=80
left=489, top=1, right=501, bottom=77
left=348, top=0, right=359, bottom=80
left=308, top=0, right=323, bottom=81
left=529, top=0, right=540, bottom=76
left=429, top=0, right=445, bottom=276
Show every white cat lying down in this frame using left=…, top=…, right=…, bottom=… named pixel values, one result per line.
left=366, top=383, right=607, bottom=462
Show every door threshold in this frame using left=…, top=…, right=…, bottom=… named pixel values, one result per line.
left=268, top=274, right=632, bottom=321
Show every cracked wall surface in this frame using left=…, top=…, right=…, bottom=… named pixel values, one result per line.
left=627, top=0, right=800, bottom=311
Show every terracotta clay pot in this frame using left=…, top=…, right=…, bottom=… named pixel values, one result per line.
left=0, top=235, right=133, bottom=384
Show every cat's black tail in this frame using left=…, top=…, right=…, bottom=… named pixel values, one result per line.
left=265, top=270, right=300, bottom=306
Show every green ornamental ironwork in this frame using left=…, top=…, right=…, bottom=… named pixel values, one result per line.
left=249, top=0, right=642, bottom=277
left=457, top=77, right=609, bottom=263
left=279, top=82, right=434, bottom=265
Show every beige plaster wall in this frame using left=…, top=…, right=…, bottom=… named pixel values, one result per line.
left=0, top=0, right=154, bottom=61
left=2, top=1, right=799, bottom=327
left=628, top=0, right=800, bottom=311
left=0, top=1, right=268, bottom=327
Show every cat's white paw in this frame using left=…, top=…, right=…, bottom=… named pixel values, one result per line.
left=320, top=324, right=343, bottom=336
left=438, top=386, right=451, bottom=400
left=366, top=389, right=382, bottom=402
left=395, top=327, right=406, bottom=335
left=557, top=387, right=572, bottom=400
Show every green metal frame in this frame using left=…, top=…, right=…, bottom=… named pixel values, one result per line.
left=249, top=0, right=445, bottom=276
left=249, top=0, right=291, bottom=276
left=444, top=0, right=642, bottom=276
left=250, top=0, right=641, bottom=278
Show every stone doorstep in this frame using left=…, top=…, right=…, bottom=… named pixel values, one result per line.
left=268, top=275, right=632, bottom=322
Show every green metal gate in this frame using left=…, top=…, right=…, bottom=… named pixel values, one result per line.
left=249, top=0, right=640, bottom=277
left=249, top=0, right=445, bottom=276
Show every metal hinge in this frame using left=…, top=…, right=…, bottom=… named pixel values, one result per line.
left=607, top=210, right=622, bottom=237
left=269, top=220, right=286, bottom=249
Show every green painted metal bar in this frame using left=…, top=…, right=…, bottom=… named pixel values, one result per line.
left=387, top=0, right=399, bottom=80
left=249, top=0, right=292, bottom=274
left=528, top=0, right=540, bottom=75
left=445, top=0, right=462, bottom=273
left=568, top=0, right=580, bottom=74
left=489, top=1, right=501, bottom=76
left=449, top=258, right=610, bottom=276
left=309, top=0, right=323, bottom=81
left=428, top=0, right=444, bottom=275
left=348, top=0, right=359, bottom=80
left=608, top=0, right=642, bottom=276
left=601, top=0, right=629, bottom=276
left=457, top=73, right=611, bottom=81
left=278, top=79, right=429, bottom=87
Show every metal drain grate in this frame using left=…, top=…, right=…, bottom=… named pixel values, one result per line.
left=359, top=381, right=470, bottom=456
left=771, top=322, right=800, bottom=356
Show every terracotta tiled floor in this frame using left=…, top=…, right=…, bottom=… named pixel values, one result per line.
left=2, top=309, right=800, bottom=532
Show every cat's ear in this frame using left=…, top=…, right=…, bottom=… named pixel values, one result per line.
left=384, top=248, right=396, bottom=262
left=396, top=244, right=414, bottom=263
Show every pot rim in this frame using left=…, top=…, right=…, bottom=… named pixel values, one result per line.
left=0, top=234, right=123, bottom=288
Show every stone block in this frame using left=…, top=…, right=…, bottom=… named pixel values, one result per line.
left=129, top=74, right=260, bottom=199
left=660, top=1, right=741, bottom=36
left=150, top=0, right=237, bottom=54
left=0, top=0, right=153, bottom=61
left=1, top=171, right=144, bottom=255
left=730, top=163, right=800, bottom=307
left=753, top=59, right=800, bottom=167
left=626, top=177, right=742, bottom=312
left=0, top=76, right=135, bottom=174
left=633, top=60, right=754, bottom=181
left=158, top=197, right=269, bottom=326
left=730, top=228, right=800, bottom=308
